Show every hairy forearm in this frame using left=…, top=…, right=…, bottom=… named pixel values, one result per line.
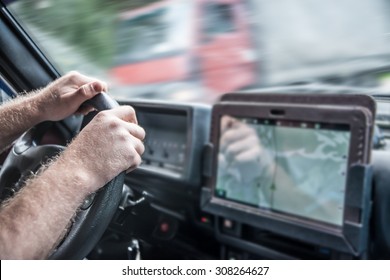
left=0, top=92, right=44, bottom=153
left=0, top=155, right=95, bottom=259
left=0, top=73, right=139, bottom=259
left=0, top=96, right=143, bottom=259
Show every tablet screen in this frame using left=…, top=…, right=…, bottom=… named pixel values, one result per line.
left=215, top=115, right=351, bottom=226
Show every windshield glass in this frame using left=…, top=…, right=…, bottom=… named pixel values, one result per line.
left=5, top=0, right=390, bottom=103
left=258, top=0, right=390, bottom=85
left=115, top=2, right=191, bottom=63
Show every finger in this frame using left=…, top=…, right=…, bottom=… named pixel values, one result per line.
left=235, top=146, right=263, bottom=163
left=225, top=135, right=260, bottom=159
left=76, top=104, right=96, bottom=115
left=69, top=82, right=102, bottom=105
left=128, top=135, right=145, bottom=155
left=89, top=80, right=108, bottom=93
left=66, top=71, right=104, bottom=88
left=220, top=125, right=255, bottom=151
left=109, top=106, right=138, bottom=124
left=122, top=121, right=146, bottom=141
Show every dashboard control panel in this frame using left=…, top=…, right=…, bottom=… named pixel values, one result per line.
left=120, top=100, right=211, bottom=188
left=139, top=111, right=187, bottom=178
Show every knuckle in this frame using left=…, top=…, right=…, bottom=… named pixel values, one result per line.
left=123, top=146, right=137, bottom=162
left=79, top=85, right=88, bottom=97
left=117, top=131, right=128, bottom=142
left=95, top=112, right=120, bottom=129
left=68, top=71, right=80, bottom=81
left=96, top=110, right=110, bottom=121
left=109, top=119, right=121, bottom=131
left=124, top=105, right=135, bottom=116
left=68, top=70, right=80, bottom=76
left=90, top=81, right=102, bottom=93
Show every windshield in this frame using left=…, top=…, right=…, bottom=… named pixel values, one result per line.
left=5, top=0, right=390, bottom=103
left=115, top=2, right=191, bottom=63
left=257, top=0, right=390, bottom=85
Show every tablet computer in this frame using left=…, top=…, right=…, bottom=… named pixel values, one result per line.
left=202, top=101, right=373, bottom=255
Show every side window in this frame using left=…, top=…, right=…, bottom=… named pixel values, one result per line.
left=0, top=76, right=15, bottom=104
left=203, top=3, right=236, bottom=37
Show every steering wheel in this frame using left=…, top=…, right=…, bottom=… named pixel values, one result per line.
left=0, top=93, right=124, bottom=259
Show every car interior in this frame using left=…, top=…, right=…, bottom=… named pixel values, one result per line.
left=0, top=0, right=389, bottom=260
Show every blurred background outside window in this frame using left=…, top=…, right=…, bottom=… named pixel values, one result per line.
left=5, top=0, right=390, bottom=103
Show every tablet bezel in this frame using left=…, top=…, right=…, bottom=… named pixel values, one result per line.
left=202, top=102, right=373, bottom=255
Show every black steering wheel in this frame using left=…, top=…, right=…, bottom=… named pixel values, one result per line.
left=0, top=93, right=124, bottom=259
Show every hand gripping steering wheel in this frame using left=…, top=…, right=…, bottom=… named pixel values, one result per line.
left=0, top=93, right=124, bottom=259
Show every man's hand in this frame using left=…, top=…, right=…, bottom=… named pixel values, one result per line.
left=36, top=71, right=108, bottom=121
left=59, top=106, right=146, bottom=193
left=0, top=71, right=109, bottom=153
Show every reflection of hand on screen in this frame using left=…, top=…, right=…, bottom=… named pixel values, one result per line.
left=219, top=116, right=274, bottom=185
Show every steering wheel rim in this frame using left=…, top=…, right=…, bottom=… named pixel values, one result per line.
left=0, top=93, right=124, bottom=259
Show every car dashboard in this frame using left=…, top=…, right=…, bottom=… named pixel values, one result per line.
left=88, top=88, right=390, bottom=260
